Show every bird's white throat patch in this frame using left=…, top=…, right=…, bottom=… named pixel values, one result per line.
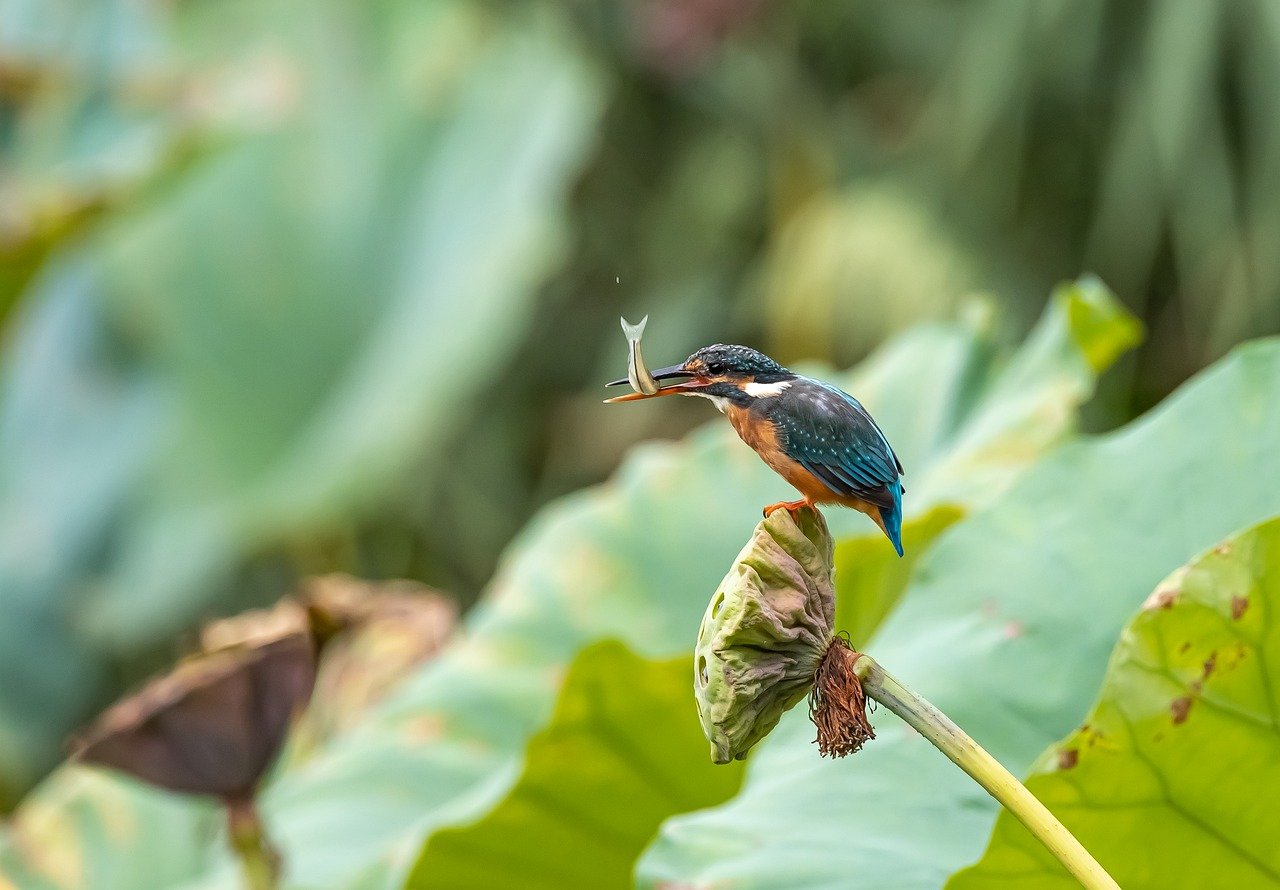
left=743, top=380, right=792, bottom=398
left=689, top=391, right=731, bottom=413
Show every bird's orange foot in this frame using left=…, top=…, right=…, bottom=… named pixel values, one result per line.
left=762, top=498, right=812, bottom=518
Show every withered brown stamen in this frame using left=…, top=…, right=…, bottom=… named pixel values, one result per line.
left=810, top=636, right=875, bottom=758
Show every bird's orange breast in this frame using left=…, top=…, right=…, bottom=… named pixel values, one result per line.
left=726, top=406, right=834, bottom=504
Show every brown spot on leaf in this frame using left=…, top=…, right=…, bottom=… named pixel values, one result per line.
left=1169, top=660, right=1212, bottom=726
left=1178, top=641, right=1191, bottom=654
left=1142, top=587, right=1179, bottom=611
left=1078, top=723, right=1104, bottom=748
left=1058, top=748, right=1079, bottom=770
left=1231, top=596, right=1249, bottom=620
left=1214, top=542, right=1232, bottom=556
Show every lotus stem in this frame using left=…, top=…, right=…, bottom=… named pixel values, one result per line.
left=850, top=652, right=1119, bottom=890
left=224, top=797, right=280, bottom=890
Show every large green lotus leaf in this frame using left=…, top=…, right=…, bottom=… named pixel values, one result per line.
left=638, top=339, right=1280, bottom=888
left=908, top=276, right=1141, bottom=510
left=0, top=281, right=1128, bottom=888
left=826, top=276, right=1143, bottom=645
left=834, top=277, right=1136, bottom=644
left=408, top=642, right=744, bottom=889
left=950, top=517, right=1280, bottom=889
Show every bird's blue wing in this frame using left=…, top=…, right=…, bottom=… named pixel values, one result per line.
left=770, top=381, right=902, bottom=508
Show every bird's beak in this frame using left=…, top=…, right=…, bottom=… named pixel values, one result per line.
left=604, top=365, right=705, bottom=402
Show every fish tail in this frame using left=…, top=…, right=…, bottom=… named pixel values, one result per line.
left=620, top=315, right=648, bottom=340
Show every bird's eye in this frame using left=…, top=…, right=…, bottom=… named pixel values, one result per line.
left=707, top=362, right=726, bottom=376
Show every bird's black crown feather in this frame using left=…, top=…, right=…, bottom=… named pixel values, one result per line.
left=686, top=344, right=793, bottom=381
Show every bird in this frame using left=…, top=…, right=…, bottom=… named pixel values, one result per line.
left=606, top=344, right=905, bottom=556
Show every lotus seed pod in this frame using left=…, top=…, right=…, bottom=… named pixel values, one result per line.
left=694, top=506, right=835, bottom=763
left=73, top=605, right=317, bottom=800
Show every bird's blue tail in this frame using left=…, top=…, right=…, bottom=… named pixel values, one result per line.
left=879, top=481, right=904, bottom=557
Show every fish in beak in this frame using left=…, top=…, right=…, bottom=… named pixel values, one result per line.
left=620, top=316, right=660, bottom=395
left=605, top=313, right=708, bottom=402
left=604, top=365, right=705, bottom=402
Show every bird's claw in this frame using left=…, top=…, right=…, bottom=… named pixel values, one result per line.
left=762, top=499, right=811, bottom=518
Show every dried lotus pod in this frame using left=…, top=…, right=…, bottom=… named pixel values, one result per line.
left=73, top=601, right=318, bottom=889
left=694, top=507, right=837, bottom=763
left=72, top=616, right=316, bottom=802
left=199, top=597, right=311, bottom=653
left=297, top=572, right=454, bottom=647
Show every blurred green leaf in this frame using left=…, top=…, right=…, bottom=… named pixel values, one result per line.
left=0, top=279, right=1132, bottom=887
left=84, top=0, right=605, bottom=647
left=0, top=0, right=187, bottom=319
left=637, top=340, right=1280, bottom=888
left=0, top=0, right=602, bottom=801
left=951, top=516, right=1280, bottom=889
left=1066, top=283, right=1145, bottom=374
left=909, top=277, right=1143, bottom=511
left=0, top=768, right=216, bottom=890
left=0, top=265, right=159, bottom=804
left=408, top=642, right=744, bottom=889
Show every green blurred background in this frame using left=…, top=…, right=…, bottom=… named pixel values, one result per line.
left=1, top=0, right=1278, bottom=806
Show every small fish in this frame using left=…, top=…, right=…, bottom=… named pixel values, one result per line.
left=621, top=315, right=660, bottom=395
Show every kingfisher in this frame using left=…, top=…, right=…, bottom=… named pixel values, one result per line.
left=606, top=344, right=905, bottom=556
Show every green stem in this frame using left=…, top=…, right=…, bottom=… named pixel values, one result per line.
left=852, top=653, right=1119, bottom=890
left=224, top=797, right=280, bottom=890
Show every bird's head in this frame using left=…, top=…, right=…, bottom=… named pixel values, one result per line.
left=606, top=344, right=796, bottom=409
